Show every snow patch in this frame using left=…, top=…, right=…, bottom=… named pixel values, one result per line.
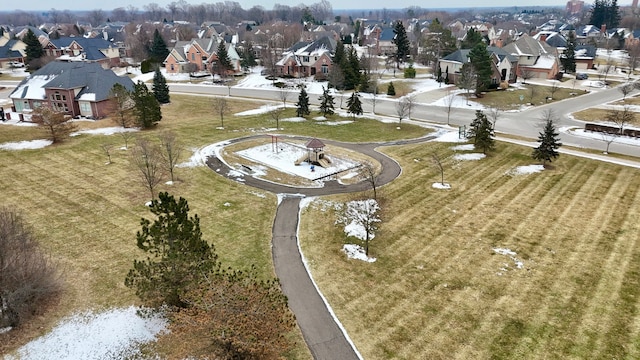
left=431, top=130, right=467, bottom=143
left=432, top=182, right=451, bottom=189
left=71, top=127, right=139, bottom=137
left=450, top=144, right=475, bottom=151
left=342, top=244, right=377, bottom=263
left=453, top=153, right=486, bottom=161
left=506, top=164, right=545, bottom=176
left=0, top=139, right=53, bottom=150
left=6, top=307, right=167, bottom=360
left=493, top=247, right=524, bottom=275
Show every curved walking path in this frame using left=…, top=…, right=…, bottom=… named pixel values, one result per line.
left=206, top=134, right=435, bottom=359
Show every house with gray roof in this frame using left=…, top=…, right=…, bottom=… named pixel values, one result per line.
left=0, top=38, right=25, bottom=69
left=502, top=34, right=559, bottom=80
left=275, top=36, right=336, bottom=78
left=438, top=46, right=517, bottom=86
left=9, top=61, right=134, bottom=119
left=42, top=37, right=121, bottom=68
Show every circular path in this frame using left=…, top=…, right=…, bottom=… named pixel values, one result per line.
left=206, top=134, right=435, bottom=359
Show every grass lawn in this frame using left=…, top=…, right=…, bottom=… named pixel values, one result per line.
left=475, top=84, right=589, bottom=110
left=0, top=94, right=430, bottom=358
left=299, top=141, right=640, bottom=360
left=572, top=107, right=640, bottom=127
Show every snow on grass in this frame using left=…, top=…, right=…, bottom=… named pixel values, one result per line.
left=0, top=139, right=52, bottom=150
left=453, top=153, right=486, bottom=161
left=235, top=103, right=287, bottom=116
left=313, top=116, right=327, bottom=121
left=337, top=199, right=380, bottom=246
left=429, top=90, right=485, bottom=109
left=450, top=144, right=475, bottom=151
left=282, top=117, right=307, bottom=122
left=432, top=182, right=451, bottom=189
left=0, top=118, right=38, bottom=127
left=431, top=129, right=468, bottom=143
left=506, top=164, right=545, bottom=176
left=568, top=128, right=640, bottom=146
left=342, top=244, right=376, bottom=263
left=71, top=127, right=139, bottom=137
left=236, top=142, right=359, bottom=181
left=177, top=141, right=229, bottom=168
left=6, top=307, right=167, bottom=360
left=493, top=248, right=524, bottom=275
left=317, top=120, right=353, bottom=126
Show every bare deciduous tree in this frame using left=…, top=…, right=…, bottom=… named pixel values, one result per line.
left=395, top=98, right=410, bottom=125
left=0, top=209, right=62, bottom=329
left=443, top=90, right=456, bottom=125
left=601, top=132, right=617, bottom=154
left=131, top=138, right=165, bottom=200
left=212, top=97, right=229, bottom=128
left=548, top=81, right=560, bottom=101
left=278, top=86, right=291, bottom=108
left=269, top=107, right=284, bottom=130
left=337, top=199, right=381, bottom=257
left=158, top=131, right=182, bottom=183
left=101, top=143, right=114, bottom=164
left=487, top=105, right=502, bottom=130
left=360, top=162, right=378, bottom=200
left=110, top=84, right=135, bottom=128
left=404, top=94, right=417, bottom=120
left=520, top=68, right=534, bottom=84
left=31, top=106, right=77, bottom=143
left=606, top=105, right=635, bottom=134
left=431, top=153, right=445, bottom=186
left=120, top=131, right=135, bottom=150
left=620, top=82, right=634, bottom=100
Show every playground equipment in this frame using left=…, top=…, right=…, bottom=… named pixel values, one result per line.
left=294, top=138, right=332, bottom=168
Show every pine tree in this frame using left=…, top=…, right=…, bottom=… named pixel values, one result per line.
left=387, top=81, right=396, bottom=96
left=469, top=43, right=492, bottom=94
left=152, top=68, right=170, bottom=104
left=240, top=42, right=257, bottom=70
left=461, top=28, right=484, bottom=49
left=132, top=81, right=162, bottom=128
left=23, top=29, right=44, bottom=64
left=347, top=92, right=363, bottom=119
left=296, top=86, right=310, bottom=117
left=392, top=20, right=410, bottom=68
left=467, top=110, right=495, bottom=154
left=216, top=40, right=233, bottom=74
left=532, top=116, right=562, bottom=167
left=318, top=87, right=335, bottom=116
left=149, top=29, right=169, bottom=63
left=561, top=31, right=577, bottom=74
left=124, top=192, right=221, bottom=308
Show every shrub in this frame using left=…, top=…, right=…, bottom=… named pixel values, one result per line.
left=141, top=59, right=154, bottom=74
left=0, top=209, right=62, bottom=328
left=404, top=65, right=416, bottom=79
left=387, top=81, right=396, bottom=96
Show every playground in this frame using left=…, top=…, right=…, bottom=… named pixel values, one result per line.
left=221, top=135, right=377, bottom=186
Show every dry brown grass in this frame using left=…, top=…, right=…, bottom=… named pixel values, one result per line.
left=299, top=141, right=640, bottom=359
left=572, top=107, right=640, bottom=127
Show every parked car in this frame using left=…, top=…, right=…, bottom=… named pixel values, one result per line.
left=576, top=73, right=588, bottom=80
left=8, top=61, right=25, bottom=68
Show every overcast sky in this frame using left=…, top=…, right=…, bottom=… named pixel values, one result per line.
left=9, top=1, right=571, bottom=13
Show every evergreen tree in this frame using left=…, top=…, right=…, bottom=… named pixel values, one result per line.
left=461, top=28, right=484, bottom=49
left=318, top=86, right=335, bottom=116
left=132, top=81, right=162, bottom=128
left=387, top=81, right=396, bottom=96
left=296, top=86, right=310, bottom=117
left=149, top=29, right=169, bottom=63
left=590, top=0, right=621, bottom=28
left=240, top=42, right=257, bottom=70
left=532, top=116, right=562, bottom=166
left=347, top=92, right=363, bottom=119
left=561, top=31, right=577, bottom=74
left=124, top=192, right=221, bottom=308
left=392, top=20, right=410, bottom=68
left=23, top=29, right=44, bottom=64
left=467, top=110, right=495, bottom=154
left=344, top=46, right=362, bottom=90
left=333, top=40, right=346, bottom=70
left=152, top=68, right=170, bottom=104
left=469, top=43, right=493, bottom=94
left=216, top=40, right=233, bottom=74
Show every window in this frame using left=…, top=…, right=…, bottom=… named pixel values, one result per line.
left=303, top=56, right=309, bottom=62
left=170, top=64, right=174, bottom=71
left=191, top=53, right=195, bottom=61
left=321, top=64, right=329, bottom=74
left=14, top=101, right=23, bottom=112
left=79, top=102, right=91, bottom=113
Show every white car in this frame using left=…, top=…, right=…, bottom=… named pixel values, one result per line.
left=8, top=61, right=25, bottom=68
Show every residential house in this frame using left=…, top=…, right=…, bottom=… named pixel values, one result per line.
left=438, top=46, right=517, bottom=85
left=502, top=34, right=559, bottom=79
left=164, top=38, right=241, bottom=74
left=275, top=36, right=336, bottom=78
left=43, top=37, right=121, bottom=68
left=0, top=35, right=26, bottom=69
left=9, top=61, right=134, bottom=119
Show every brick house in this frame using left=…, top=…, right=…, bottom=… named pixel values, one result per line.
left=275, top=36, right=336, bottom=78
left=502, top=34, right=560, bottom=79
left=164, top=38, right=241, bottom=74
left=42, top=37, right=121, bottom=68
left=9, top=61, right=134, bottom=119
